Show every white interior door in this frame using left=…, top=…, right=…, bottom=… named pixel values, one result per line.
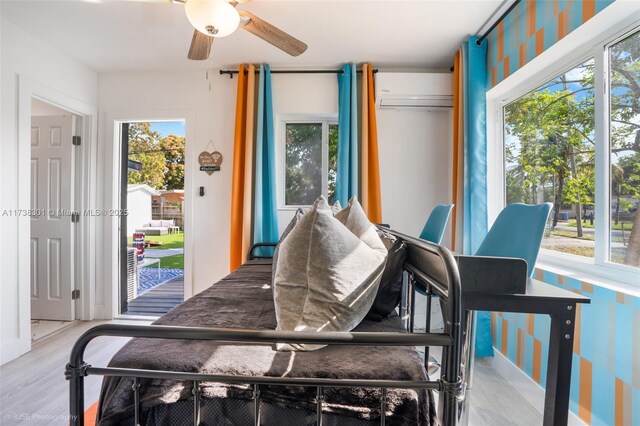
left=30, top=115, right=75, bottom=320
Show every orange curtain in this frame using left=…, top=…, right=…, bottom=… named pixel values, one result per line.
left=451, top=50, right=464, bottom=251
left=360, top=63, right=382, bottom=223
left=230, top=64, right=256, bottom=271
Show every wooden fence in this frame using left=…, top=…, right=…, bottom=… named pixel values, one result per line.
left=152, top=205, right=183, bottom=228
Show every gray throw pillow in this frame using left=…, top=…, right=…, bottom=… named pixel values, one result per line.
left=272, top=208, right=305, bottom=285
left=273, top=196, right=387, bottom=351
left=331, top=199, right=342, bottom=215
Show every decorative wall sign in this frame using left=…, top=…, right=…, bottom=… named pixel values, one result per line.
left=199, top=140, right=223, bottom=175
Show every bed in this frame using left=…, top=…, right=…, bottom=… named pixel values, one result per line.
left=67, top=228, right=466, bottom=426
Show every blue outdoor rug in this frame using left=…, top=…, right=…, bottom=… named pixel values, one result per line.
left=138, top=268, right=183, bottom=293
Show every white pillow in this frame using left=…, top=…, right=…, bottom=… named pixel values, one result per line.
left=149, top=220, right=162, bottom=227
left=273, top=196, right=387, bottom=351
left=272, top=208, right=305, bottom=285
left=161, top=219, right=174, bottom=227
left=335, top=197, right=381, bottom=250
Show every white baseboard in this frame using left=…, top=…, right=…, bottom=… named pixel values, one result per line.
left=489, top=348, right=586, bottom=426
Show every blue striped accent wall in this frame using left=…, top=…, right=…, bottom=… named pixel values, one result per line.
left=492, top=269, right=640, bottom=424
left=486, top=0, right=616, bottom=87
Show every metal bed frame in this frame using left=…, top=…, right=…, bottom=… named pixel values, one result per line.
left=66, top=228, right=465, bottom=426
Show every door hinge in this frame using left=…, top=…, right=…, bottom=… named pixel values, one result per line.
left=72, top=136, right=81, bottom=146
left=72, top=289, right=80, bottom=300
left=71, top=212, right=80, bottom=223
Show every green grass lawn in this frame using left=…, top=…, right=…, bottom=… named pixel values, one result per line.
left=565, top=219, right=633, bottom=231
left=550, top=229, right=595, bottom=240
left=158, top=254, right=184, bottom=269
left=127, top=232, right=184, bottom=249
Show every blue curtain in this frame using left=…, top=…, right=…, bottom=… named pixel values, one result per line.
left=462, top=38, right=491, bottom=357
left=463, top=37, right=489, bottom=256
left=253, top=64, right=279, bottom=255
left=335, top=63, right=358, bottom=205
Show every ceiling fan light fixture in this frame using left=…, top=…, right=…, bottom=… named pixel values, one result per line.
left=185, top=0, right=240, bottom=38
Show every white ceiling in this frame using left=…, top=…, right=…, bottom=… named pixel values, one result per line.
left=1, top=0, right=504, bottom=73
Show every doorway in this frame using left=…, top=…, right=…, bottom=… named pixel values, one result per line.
left=118, top=121, right=186, bottom=316
left=29, top=98, right=79, bottom=340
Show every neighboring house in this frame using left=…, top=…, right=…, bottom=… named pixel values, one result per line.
left=152, top=189, right=184, bottom=205
left=152, top=190, right=185, bottom=228
left=127, top=184, right=160, bottom=236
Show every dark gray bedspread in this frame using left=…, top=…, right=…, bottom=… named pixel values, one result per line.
left=98, top=261, right=436, bottom=425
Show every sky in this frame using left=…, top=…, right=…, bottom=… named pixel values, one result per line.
left=150, top=121, right=185, bottom=138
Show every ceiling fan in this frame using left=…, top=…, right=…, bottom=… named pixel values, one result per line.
left=157, top=0, right=308, bottom=61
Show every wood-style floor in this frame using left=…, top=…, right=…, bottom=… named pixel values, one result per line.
left=0, top=319, right=151, bottom=425
left=30, top=320, right=75, bottom=342
left=0, top=320, right=542, bottom=425
left=124, top=276, right=184, bottom=316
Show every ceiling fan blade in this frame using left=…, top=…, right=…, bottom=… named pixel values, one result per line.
left=188, top=30, right=214, bottom=60
left=238, top=10, right=307, bottom=57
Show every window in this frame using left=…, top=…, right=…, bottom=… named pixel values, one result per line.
left=608, top=29, right=640, bottom=266
left=282, top=118, right=338, bottom=206
left=499, top=22, right=640, bottom=277
left=504, top=59, right=596, bottom=259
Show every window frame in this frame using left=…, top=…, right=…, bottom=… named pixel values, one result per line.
left=278, top=114, right=338, bottom=210
left=487, top=7, right=640, bottom=287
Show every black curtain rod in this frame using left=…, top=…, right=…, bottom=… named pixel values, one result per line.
left=219, top=68, right=378, bottom=79
left=476, top=0, right=521, bottom=45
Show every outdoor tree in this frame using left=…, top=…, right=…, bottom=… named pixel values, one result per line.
left=162, top=134, right=185, bottom=190
left=505, top=29, right=640, bottom=267
left=127, top=123, right=186, bottom=192
left=328, top=124, right=338, bottom=204
left=127, top=123, right=167, bottom=189
left=285, top=123, right=323, bottom=205
left=284, top=123, right=339, bottom=205
left=610, top=31, right=640, bottom=266
left=505, top=67, right=595, bottom=237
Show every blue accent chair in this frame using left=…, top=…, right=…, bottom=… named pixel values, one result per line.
left=419, top=204, right=454, bottom=244
left=472, top=202, right=553, bottom=360
left=475, top=202, right=553, bottom=277
left=415, top=204, right=453, bottom=333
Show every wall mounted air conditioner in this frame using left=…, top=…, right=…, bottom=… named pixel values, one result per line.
left=375, top=72, right=453, bottom=109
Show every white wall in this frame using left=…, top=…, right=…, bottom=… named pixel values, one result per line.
left=377, top=108, right=453, bottom=245
left=377, top=107, right=453, bottom=332
left=32, top=98, right=68, bottom=116
left=126, top=188, right=153, bottom=236
left=98, top=70, right=235, bottom=301
left=272, top=74, right=453, bottom=244
left=272, top=73, right=339, bottom=233
left=97, top=70, right=453, bottom=322
left=99, top=71, right=339, bottom=303
left=0, top=18, right=98, bottom=364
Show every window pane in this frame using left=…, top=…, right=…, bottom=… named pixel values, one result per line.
left=285, top=123, right=322, bottom=205
left=504, top=59, right=595, bottom=258
left=328, top=124, right=339, bottom=204
left=609, top=30, right=640, bottom=267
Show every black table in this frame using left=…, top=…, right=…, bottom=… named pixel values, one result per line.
left=463, top=278, right=591, bottom=426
